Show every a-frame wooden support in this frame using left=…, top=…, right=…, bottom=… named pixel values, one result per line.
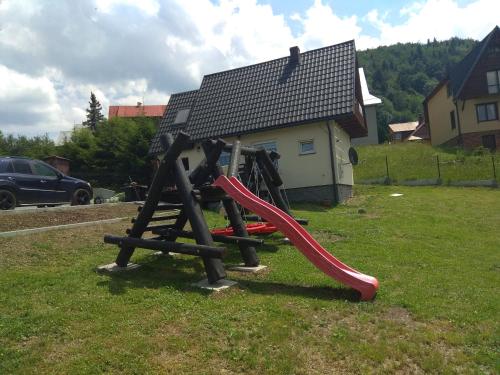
left=105, top=131, right=226, bottom=283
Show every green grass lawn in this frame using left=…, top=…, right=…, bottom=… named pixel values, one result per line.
left=354, top=142, right=499, bottom=183
left=1, top=186, right=499, bottom=374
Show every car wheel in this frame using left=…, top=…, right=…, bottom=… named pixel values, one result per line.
left=71, top=188, right=91, bottom=206
left=0, top=189, right=16, bottom=210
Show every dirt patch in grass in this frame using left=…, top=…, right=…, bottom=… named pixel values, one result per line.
left=0, top=203, right=138, bottom=232
left=311, top=230, right=343, bottom=243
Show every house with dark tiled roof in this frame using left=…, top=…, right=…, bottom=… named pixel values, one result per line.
left=424, top=26, right=500, bottom=151
left=151, top=41, right=375, bottom=203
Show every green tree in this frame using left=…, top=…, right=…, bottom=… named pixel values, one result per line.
left=83, top=92, right=105, bottom=132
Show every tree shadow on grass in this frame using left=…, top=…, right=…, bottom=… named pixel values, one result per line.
left=96, top=254, right=363, bottom=302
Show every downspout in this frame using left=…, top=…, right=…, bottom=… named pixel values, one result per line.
left=326, top=121, right=339, bottom=204
left=454, top=99, right=463, bottom=146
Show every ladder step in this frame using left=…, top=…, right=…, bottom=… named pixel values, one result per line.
left=240, top=214, right=308, bottom=225
left=104, top=234, right=226, bottom=258
left=137, top=203, right=183, bottom=212
left=131, top=214, right=179, bottom=223
left=126, top=224, right=176, bottom=234
left=192, top=187, right=229, bottom=202
left=153, top=228, right=264, bottom=246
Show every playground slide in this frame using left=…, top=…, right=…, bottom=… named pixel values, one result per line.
left=214, top=176, right=379, bottom=300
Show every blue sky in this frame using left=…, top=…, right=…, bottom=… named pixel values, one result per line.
left=258, top=0, right=476, bottom=36
left=0, top=0, right=498, bottom=138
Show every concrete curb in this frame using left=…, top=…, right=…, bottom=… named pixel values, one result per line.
left=0, top=202, right=136, bottom=215
left=0, top=217, right=129, bottom=238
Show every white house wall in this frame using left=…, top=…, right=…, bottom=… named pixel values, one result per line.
left=351, top=105, right=379, bottom=146
left=176, top=121, right=354, bottom=202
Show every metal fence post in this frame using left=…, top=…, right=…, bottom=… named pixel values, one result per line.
left=385, top=155, right=390, bottom=181
left=493, top=156, right=497, bottom=180
left=436, top=155, right=441, bottom=179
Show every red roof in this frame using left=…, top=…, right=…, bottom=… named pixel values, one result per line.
left=108, top=104, right=167, bottom=118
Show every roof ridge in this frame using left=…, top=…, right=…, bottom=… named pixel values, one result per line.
left=202, top=39, right=355, bottom=79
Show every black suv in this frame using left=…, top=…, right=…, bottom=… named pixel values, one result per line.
left=0, top=156, right=93, bottom=210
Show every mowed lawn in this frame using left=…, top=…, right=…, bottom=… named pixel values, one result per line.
left=0, top=186, right=499, bottom=374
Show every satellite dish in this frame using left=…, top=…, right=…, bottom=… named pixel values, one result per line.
left=348, top=147, right=359, bottom=165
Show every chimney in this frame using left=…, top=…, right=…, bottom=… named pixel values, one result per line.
left=289, top=46, right=301, bottom=64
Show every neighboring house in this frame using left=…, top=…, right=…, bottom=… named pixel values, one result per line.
left=424, top=26, right=500, bottom=151
left=150, top=41, right=369, bottom=204
left=388, top=121, right=419, bottom=142
left=44, top=156, right=71, bottom=175
left=408, top=119, right=431, bottom=142
left=351, top=67, right=382, bottom=145
left=108, top=103, right=167, bottom=125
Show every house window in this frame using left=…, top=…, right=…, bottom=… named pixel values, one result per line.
left=486, top=71, right=500, bottom=94
left=481, top=135, right=496, bottom=152
left=253, top=141, right=277, bottom=152
left=476, top=103, right=498, bottom=122
left=173, top=109, right=190, bottom=124
left=218, top=151, right=231, bottom=166
left=446, top=83, right=452, bottom=97
left=450, top=110, right=456, bottom=130
left=299, top=140, right=315, bottom=155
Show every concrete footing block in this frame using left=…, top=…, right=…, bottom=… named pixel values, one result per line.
left=191, top=278, right=237, bottom=291
left=229, top=264, right=268, bottom=273
left=152, top=251, right=172, bottom=257
left=97, top=262, right=141, bottom=273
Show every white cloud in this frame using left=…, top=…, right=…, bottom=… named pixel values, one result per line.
left=0, top=65, right=64, bottom=136
left=293, top=0, right=362, bottom=50
left=0, top=0, right=498, bottom=138
left=96, top=0, right=160, bottom=16
left=366, top=0, right=500, bottom=45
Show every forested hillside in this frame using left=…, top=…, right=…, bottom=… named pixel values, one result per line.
left=358, top=38, right=477, bottom=141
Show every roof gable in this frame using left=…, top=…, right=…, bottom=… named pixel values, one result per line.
left=449, top=26, right=500, bottom=98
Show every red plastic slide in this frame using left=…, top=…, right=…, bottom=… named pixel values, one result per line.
left=213, top=176, right=379, bottom=300
left=211, top=222, right=277, bottom=236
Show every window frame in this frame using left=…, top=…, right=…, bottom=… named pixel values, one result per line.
left=173, top=108, right=190, bottom=125
left=486, top=70, right=500, bottom=94
left=0, top=159, right=14, bottom=173
left=476, top=102, right=499, bottom=122
left=218, top=151, right=231, bottom=167
left=298, top=139, right=315, bottom=155
left=12, top=159, right=33, bottom=175
left=31, top=161, right=58, bottom=178
left=450, top=110, right=456, bottom=130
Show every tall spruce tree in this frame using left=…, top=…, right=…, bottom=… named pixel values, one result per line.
left=83, top=92, right=104, bottom=132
